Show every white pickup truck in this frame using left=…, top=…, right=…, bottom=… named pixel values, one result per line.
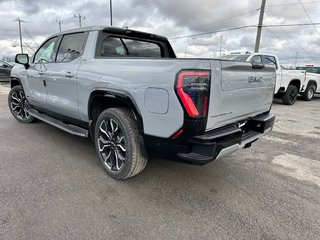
left=296, top=65, right=320, bottom=100
left=221, top=53, right=306, bottom=105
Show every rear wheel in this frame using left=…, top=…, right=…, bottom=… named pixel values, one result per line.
left=301, top=84, right=316, bottom=101
left=282, top=85, right=298, bottom=105
left=8, top=85, right=35, bottom=123
left=94, top=108, right=147, bottom=180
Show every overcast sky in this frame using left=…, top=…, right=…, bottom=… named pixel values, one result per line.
left=0, top=0, right=320, bottom=65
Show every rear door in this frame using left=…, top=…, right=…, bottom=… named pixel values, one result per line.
left=206, top=60, right=275, bottom=131
left=45, top=32, right=88, bottom=119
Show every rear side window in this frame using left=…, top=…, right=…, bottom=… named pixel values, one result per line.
left=56, top=32, right=88, bottom=62
left=99, top=36, right=162, bottom=58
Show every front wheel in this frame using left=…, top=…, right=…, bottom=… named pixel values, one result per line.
left=8, top=85, right=35, bottom=123
left=282, top=85, right=298, bottom=105
left=301, top=84, right=316, bottom=101
left=94, top=108, right=148, bottom=180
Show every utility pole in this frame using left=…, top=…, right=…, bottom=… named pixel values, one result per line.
left=74, top=13, right=86, bottom=28
left=219, top=36, right=223, bottom=57
left=14, top=17, right=24, bottom=53
left=56, top=19, right=62, bottom=32
left=110, top=0, right=113, bottom=26
left=185, top=45, right=189, bottom=58
left=254, top=0, right=266, bottom=52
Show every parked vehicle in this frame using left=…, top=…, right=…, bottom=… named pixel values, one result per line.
left=221, top=53, right=306, bottom=105
left=296, top=65, right=320, bottom=100
left=0, top=60, right=13, bottom=81
left=9, top=26, right=275, bottom=179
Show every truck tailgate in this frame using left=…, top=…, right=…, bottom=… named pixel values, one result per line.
left=206, top=60, right=275, bottom=131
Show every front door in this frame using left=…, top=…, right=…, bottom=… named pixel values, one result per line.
left=24, top=36, right=58, bottom=108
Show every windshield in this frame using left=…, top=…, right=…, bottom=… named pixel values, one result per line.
left=220, top=54, right=250, bottom=62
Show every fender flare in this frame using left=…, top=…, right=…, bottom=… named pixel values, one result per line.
left=87, top=88, right=144, bottom=133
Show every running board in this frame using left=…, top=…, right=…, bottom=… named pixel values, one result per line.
left=28, top=109, right=89, bottom=137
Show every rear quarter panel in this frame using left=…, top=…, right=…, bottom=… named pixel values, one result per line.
left=280, top=70, right=305, bottom=91
left=77, top=58, right=211, bottom=138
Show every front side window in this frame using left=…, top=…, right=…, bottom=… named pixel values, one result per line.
left=99, top=36, right=162, bottom=58
left=56, top=32, right=88, bottom=62
left=34, top=37, right=58, bottom=63
left=263, top=55, right=278, bottom=69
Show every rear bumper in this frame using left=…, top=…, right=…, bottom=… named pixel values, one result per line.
left=177, top=112, right=275, bottom=164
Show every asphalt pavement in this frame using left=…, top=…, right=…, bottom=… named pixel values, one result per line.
left=1, top=83, right=320, bottom=240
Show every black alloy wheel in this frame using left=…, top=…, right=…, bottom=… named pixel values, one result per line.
left=8, top=85, right=35, bottom=123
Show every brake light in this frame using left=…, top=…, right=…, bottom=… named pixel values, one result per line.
left=176, top=70, right=210, bottom=117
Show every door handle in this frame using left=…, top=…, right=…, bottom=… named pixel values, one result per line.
left=65, top=72, right=74, bottom=78
left=38, top=72, right=45, bottom=75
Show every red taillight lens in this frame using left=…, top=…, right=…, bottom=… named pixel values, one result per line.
left=176, top=70, right=210, bottom=117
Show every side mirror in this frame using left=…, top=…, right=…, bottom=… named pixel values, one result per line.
left=15, top=54, right=30, bottom=69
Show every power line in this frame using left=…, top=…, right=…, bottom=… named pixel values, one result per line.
left=248, top=0, right=315, bottom=60
left=196, top=9, right=259, bottom=30
left=170, top=25, right=255, bottom=40
left=264, top=23, right=320, bottom=27
left=267, top=1, right=320, bottom=7
left=22, top=25, right=39, bottom=48
left=264, top=27, right=302, bottom=59
left=263, top=11, right=314, bottom=59
left=297, top=0, right=320, bottom=36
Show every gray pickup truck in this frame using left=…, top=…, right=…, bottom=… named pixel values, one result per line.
left=9, top=26, right=275, bottom=179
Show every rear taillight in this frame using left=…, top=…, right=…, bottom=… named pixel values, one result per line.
left=176, top=70, right=210, bottom=117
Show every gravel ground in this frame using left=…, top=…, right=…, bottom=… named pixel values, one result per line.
left=1, top=83, right=319, bottom=240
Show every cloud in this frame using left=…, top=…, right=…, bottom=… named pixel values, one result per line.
left=0, top=0, right=319, bottom=65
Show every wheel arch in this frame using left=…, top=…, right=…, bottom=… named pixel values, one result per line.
left=289, top=79, right=301, bottom=91
left=10, top=77, right=22, bottom=89
left=306, top=80, right=317, bottom=90
left=88, top=89, right=144, bottom=137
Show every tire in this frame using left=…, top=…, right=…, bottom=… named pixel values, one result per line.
left=282, top=85, right=298, bottom=105
left=94, top=108, right=148, bottom=180
left=8, top=85, right=35, bottom=123
left=301, top=84, right=316, bottom=101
